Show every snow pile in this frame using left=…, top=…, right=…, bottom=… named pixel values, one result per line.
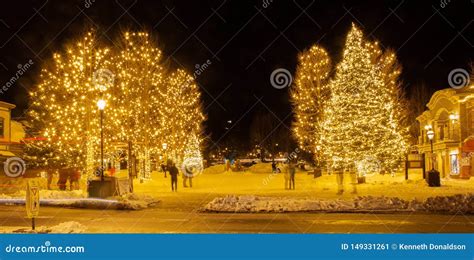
left=115, top=193, right=160, bottom=210
left=0, top=190, right=86, bottom=200
left=354, top=196, right=409, bottom=210
left=420, top=194, right=474, bottom=214
left=203, top=194, right=474, bottom=213
left=203, top=195, right=360, bottom=212
left=37, top=221, right=87, bottom=233
left=0, top=192, right=160, bottom=210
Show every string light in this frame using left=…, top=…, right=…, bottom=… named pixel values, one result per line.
left=290, top=45, right=331, bottom=164
left=292, top=23, right=408, bottom=172
left=28, top=30, right=205, bottom=176
left=322, top=23, right=408, bottom=172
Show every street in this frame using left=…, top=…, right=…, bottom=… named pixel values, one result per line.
left=1, top=205, right=473, bottom=233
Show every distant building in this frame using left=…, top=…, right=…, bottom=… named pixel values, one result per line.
left=416, top=87, right=474, bottom=179
left=0, top=101, right=23, bottom=157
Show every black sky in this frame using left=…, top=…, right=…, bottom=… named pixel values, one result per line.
left=0, top=0, right=472, bottom=151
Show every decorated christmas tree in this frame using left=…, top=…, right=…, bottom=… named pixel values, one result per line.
left=322, top=23, right=408, bottom=173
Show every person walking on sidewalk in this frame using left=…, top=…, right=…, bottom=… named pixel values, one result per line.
left=288, top=159, right=296, bottom=190
left=168, top=161, right=179, bottom=192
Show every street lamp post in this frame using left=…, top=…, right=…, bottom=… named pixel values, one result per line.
left=162, top=142, right=168, bottom=161
left=426, top=128, right=435, bottom=170
left=97, top=99, right=106, bottom=181
left=425, top=126, right=441, bottom=187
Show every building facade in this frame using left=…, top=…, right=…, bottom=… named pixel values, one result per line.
left=0, top=101, right=18, bottom=157
left=417, top=87, right=474, bottom=179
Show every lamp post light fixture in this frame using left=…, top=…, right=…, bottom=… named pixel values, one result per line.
left=449, top=113, right=459, bottom=122
left=426, top=128, right=435, bottom=170
left=97, top=99, right=106, bottom=181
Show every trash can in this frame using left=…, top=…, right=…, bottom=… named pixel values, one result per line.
left=427, top=169, right=441, bottom=187
left=313, top=168, right=322, bottom=178
left=357, top=176, right=366, bottom=184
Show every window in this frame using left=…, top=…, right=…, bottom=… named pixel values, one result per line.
left=0, top=117, right=4, bottom=138
left=450, top=154, right=459, bottom=175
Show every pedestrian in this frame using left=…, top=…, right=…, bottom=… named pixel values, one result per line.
left=334, top=163, right=357, bottom=195
left=57, top=166, right=69, bottom=191
left=225, top=159, right=231, bottom=172
left=283, top=162, right=290, bottom=190
left=334, top=165, right=344, bottom=195
left=46, top=168, right=55, bottom=190
left=288, top=159, right=296, bottom=190
left=161, top=162, right=167, bottom=178
left=69, top=167, right=81, bottom=190
left=168, top=161, right=179, bottom=192
left=183, top=167, right=193, bottom=188
left=271, top=160, right=277, bottom=173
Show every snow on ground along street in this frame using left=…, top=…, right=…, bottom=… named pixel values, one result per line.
left=0, top=164, right=473, bottom=233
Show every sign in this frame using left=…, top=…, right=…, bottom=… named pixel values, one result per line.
left=405, top=152, right=425, bottom=180
left=26, top=179, right=40, bottom=218
left=407, top=161, right=422, bottom=168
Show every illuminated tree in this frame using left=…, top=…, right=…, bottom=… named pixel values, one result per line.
left=322, top=24, right=408, bottom=172
left=290, top=45, right=331, bottom=162
left=29, top=30, right=114, bottom=174
left=112, top=32, right=165, bottom=178
left=158, top=69, right=205, bottom=164
left=29, top=30, right=205, bottom=179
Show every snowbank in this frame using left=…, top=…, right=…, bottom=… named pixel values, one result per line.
left=202, top=194, right=474, bottom=214
left=0, top=193, right=160, bottom=210
left=0, top=190, right=86, bottom=200
left=37, top=221, right=87, bottom=233
left=116, top=193, right=160, bottom=210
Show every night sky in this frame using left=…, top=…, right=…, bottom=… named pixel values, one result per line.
left=0, top=0, right=472, bottom=152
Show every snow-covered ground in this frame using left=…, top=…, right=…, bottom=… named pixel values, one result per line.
left=203, top=194, right=474, bottom=213
left=1, top=163, right=473, bottom=213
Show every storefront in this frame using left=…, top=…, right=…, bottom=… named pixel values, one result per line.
left=417, top=87, right=474, bottom=179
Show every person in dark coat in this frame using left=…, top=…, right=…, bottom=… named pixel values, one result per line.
left=271, top=160, right=277, bottom=173
left=168, top=161, right=179, bottom=192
